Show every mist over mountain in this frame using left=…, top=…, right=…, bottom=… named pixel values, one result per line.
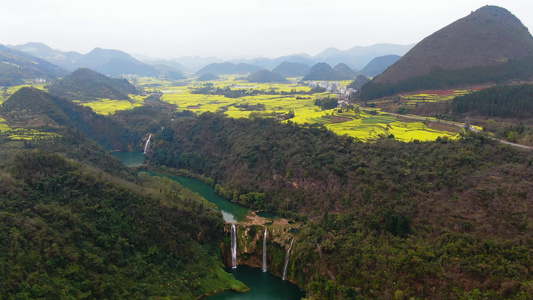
left=246, top=70, right=287, bottom=83
left=195, top=62, right=262, bottom=75
left=0, top=44, right=68, bottom=86
left=314, top=43, right=413, bottom=70
left=9, top=42, right=411, bottom=77
left=303, top=62, right=355, bottom=81
left=9, top=42, right=82, bottom=70
left=358, top=55, right=401, bottom=77
left=272, top=62, right=311, bottom=77
left=197, top=73, right=220, bottom=81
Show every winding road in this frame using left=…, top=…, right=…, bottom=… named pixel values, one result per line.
left=381, top=111, right=533, bottom=150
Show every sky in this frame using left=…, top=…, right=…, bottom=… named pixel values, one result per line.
left=1, top=0, right=533, bottom=59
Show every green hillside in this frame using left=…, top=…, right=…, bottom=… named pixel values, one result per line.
left=0, top=45, right=67, bottom=86
left=360, top=6, right=533, bottom=99
left=47, top=68, right=137, bottom=101
left=0, top=87, right=136, bottom=149
left=0, top=145, right=245, bottom=298
left=246, top=70, right=287, bottom=83
left=303, top=62, right=353, bottom=81
left=147, top=112, right=533, bottom=299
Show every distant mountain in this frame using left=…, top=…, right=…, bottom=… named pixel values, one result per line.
left=233, top=54, right=316, bottom=70
left=9, top=42, right=82, bottom=70
left=171, top=56, right=224, bottom=72
left=246, top=70, right=287, bottom=83
left=144, top=60, right=191, bottom=73
left=374, top=6, right=533, bottom=85
left=314, top=43, right=413, bottom=70
left=74, top=48, right=160, bottom=77
left=195, top=62, right=261, bottom=75
left=303, top=62, right=354, bottom=81
left=333, top=63, right=357, bottom=78
left=0, top=44, right=68, bottom=86
left=0, top=87, right=132, bottom=149
left=358, top=55, right=401, bottom=77
left=272, top=62, right=311, bottom=77
left=348, top=75, right=371, bottom=90
left=47, top=68, right=137, bottom=101
left=197, top=73, right=219, bottom=81
left=152, top=64, right=186, bottom=80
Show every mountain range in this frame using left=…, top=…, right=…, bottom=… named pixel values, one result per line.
left=0, top=45, right=68, bottom=86
left=9, top=42, right=412, bottom=75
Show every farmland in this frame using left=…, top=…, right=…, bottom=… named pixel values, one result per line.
left=142, top=77, right=458, bottom=141
left=1, top=78, right=460, bottom=142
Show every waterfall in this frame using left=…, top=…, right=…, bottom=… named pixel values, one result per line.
left=143, top=134, right=152, bottom=154
left=282, top=238, right=295, bottom=280
left=231, top=224, right=237, bottom=269
left=262, top=227, right=268, bottom=272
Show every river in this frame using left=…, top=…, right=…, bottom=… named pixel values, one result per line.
left=113, top=151, right=305, bottom=299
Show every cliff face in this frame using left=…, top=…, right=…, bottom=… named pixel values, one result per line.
left=221, top=218, right=300, bottom=283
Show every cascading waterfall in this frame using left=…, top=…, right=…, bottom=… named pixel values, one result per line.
left=262, top=227, right=268, bottom=272
left=231, top=224, right=237, bottom=269
left=282, top=238, right=295, bottom=280
left=143, top=134, right=152, bottom=154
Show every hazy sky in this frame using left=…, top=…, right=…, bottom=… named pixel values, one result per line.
left=2, top=0, right=533, bottom=59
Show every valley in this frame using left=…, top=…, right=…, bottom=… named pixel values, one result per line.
left=2, top=3, right=533, bottom=300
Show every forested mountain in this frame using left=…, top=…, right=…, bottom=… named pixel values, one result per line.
left=303, top=62, right=354, bottom=81
left=359, top=6, right=533, bottom=99
left=75, top=48, right=161, bottom=76
left=147, top=112, right=533, bottom=299
left=453, top=84, right=533, bottom=118
left=358, top=54, right=400, bottom=77
left=231, top=54, right=316, bottom=70
left=0, top=87, right=136, bottom=149
left=0, top=134, right=244, bottom=298
left=375, top=6, right=533, bottom=85
left=9, top=42, right=82, bottom=71
left=195, top=62, right=262, bottom=75
left=332, top=63, right=357, bottom=78
left=47, top=68, right=137, bottom=100
left=197, top=73, right=219, bottom=81
left=272, top=61, right=311, bottom=77
left=0, top=45, right=68, bottom=86
left=152, top=64, right=187, bottom=80
left=246, top=70, right=287, bottom=83
left=348, top=74, right=371, bottom=90
left=10, top=43, right=162, bottom=77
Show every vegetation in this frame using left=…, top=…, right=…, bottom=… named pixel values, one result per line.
left=303, top=62, right=354, bottom=81
left=272, top=62, right=311, bottom=77
left=147, top=112, right=533, bottom=299
left=47, top=68, right=137, bottom=101
left=453, top=84, right=533, bottom=118
left=373, top=6, right=533, bottom=87
left=197, top=73, right=220, bottom=81
left=246, top=70, right=287, bottom=83
left=0, top=134, right=247, bottom=298
left=0, top=45, right=67, bottom=86
left=0, top=87, right=138, bottom=150
left=358, top=56, right=533, bottom=100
